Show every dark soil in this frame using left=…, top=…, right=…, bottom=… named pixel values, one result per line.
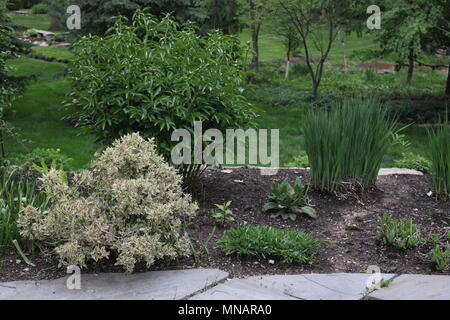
left=1, top=168, right=449, bottom=282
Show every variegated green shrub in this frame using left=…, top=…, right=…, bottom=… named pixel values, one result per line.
left=18, top=133, right=198, bottom=272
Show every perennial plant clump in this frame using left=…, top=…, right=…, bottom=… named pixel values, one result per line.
left=18, top=133, right=198, bottom=272
left=302, top=98, right=397, bottom=192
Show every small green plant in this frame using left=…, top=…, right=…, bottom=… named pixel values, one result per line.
left=376, top=213, right=423, bottom=249
left=263, top=177, right=316, bottom=221
left=218, top=225, right=320, bottom=264
left=13, top=147, right=73, bottom=171
left=431, top=233, right=441, bottom=245
left=32, top=159, right=68, bottom=184
left=394, top=152, right=431, bottom=173
left=285, top=155, right=309, bottom=168
left=429, top=245, right=450, bottom=272
left=391, top=133, right=411, bottom=150
left=24, top=29, right=38, bottom=37
left=0, top=168, right=48, bottom=254
left=364, top=68, right=378, bottom=82
left=427, top=118, right=450, bottom=197
left=211, top=201, right=235, bottom=226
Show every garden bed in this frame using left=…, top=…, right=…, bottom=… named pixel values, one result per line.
left=1, top=167, right=449, bottom=282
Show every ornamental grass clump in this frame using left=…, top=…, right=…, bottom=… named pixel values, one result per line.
left=427, top=119, right=450, bottom=197
left=302, top=98, right=397, bottom=193
left=18, top=133, right=198, bottom=272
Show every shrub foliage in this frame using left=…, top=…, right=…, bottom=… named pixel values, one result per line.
left=66, top=11, right=255, bottom=160
left=18, top=133, right=198, bottom=272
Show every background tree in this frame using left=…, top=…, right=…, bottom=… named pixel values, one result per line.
left=237, top=0, right=269, bottom=71
left=273, top=0, right=353, bottom=98
left=376, top=0, right=447, bottom=85
left=419, top=0, right=450, bottom=95
left=46, top=0, right=208, bottom=35
left=201, top=0, right=240, bottom=34
left=6, top=0, right=41, bottom=10
left=267, top=11, right=301, bottom=79
left=0, top=0, right=28, bottom=159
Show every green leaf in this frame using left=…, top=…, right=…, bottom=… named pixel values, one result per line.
left=300, top=206, right=317, bottom=219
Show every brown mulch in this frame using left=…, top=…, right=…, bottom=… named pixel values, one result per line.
left=1, top=168, right=449, bottom=282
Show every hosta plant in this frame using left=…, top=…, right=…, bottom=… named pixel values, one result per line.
left=18, top=133, right=198, bottom=272
left=263, top=177, right=316, bottom=221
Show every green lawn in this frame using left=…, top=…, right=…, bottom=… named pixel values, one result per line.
left=239, top=27, right=378, bottom=64
left=7, top=12, right=54, bottom=30
left=32, top=46, right=74, bottom=61
left=5, top=56, right=98, bottom=169
left=239, top=27, right=448, bottom=65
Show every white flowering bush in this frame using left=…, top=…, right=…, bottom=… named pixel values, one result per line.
left=18, top=133, right=198, bottom=272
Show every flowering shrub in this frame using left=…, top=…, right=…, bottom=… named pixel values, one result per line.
left=18, top=133, right=198, bottom=272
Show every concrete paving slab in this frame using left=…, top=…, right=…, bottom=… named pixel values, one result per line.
left=0, top=269, right=228, bottom=300
left=220, top=167, right=424, bottom=176
left=368, top=274, right=450, bottom=300
left=377, top=168, right=423, bottom=176
left=190, top=279, right=298, bottom=300
left=192, top=273, right=396, bottom=300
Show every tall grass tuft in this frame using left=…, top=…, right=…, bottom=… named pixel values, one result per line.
left=302, top=98, right=398, bottom=192
left=427, top=118, right=450, bottom=197
left=0, top=168, right=48, bottom=254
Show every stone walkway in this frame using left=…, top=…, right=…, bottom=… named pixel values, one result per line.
left=1, top=269, right=449, bottom=300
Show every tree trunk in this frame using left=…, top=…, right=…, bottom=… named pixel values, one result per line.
left=446, top=60, right=450, bottom=96
left=285, top=59, right=290, bottom=79
left=405, top=49, right=414, bottom=85
left=312, top=81, right=319, bottom=98
left=285, top=44, right=291, bottom=79
left=250, top=23, right=260, bottom=71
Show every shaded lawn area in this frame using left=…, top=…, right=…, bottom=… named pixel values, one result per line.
left=7, top=12, right=53, bottom=30
left=31, top=46, right=75, bottom=61
left=5, top=56, right=98, bottom=169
